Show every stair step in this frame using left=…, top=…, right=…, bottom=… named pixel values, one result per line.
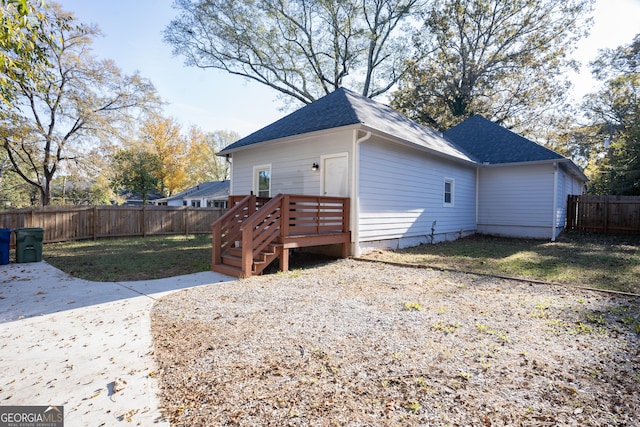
left=222, top=254, right=243, bottom=268
left=227, top=246, right=279, bottom=262
left=211, top=263, right=244, bottom=278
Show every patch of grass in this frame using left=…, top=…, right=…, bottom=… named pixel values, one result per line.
left=45, top=235, right=212, bottom=281
left=402, top=302, right=423, bottom=311
left=367, top=232, right=640, bottom=294
left=432, top=321, right=461, bottom=334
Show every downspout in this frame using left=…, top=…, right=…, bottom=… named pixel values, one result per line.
left=551, top=162, right=558, bottom=241
left=352, top=130, right=372, bottom=257
left=227, top=154, right=234, bottom=195
left=475, top=167, right=480, bottom=232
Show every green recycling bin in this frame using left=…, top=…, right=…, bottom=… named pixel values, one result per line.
left=15, top=227, right=44, bottom=263
left=0, top=228, right=11, bottom=265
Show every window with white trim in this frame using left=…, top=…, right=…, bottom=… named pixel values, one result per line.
left=443, top=178, right=454, bottom=207
left=254, top=165, right=271, bottom=198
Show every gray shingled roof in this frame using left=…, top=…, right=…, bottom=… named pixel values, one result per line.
left=444, top=115, right=564, bottom=164
left=163, top=180, right=230, bottom=202
left=219, top=88, right=474, bottom=162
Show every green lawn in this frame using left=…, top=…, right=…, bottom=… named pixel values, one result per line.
left=43, top=232, right=640, bottom=294
left=45, top=234, right=212, bottom=282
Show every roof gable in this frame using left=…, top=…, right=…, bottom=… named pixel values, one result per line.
left=444, top=115, right=564, bottom=164
left=220, top=88, right=474, bottom=162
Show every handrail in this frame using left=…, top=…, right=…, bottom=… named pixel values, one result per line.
left=211, top=194, right=254, bottom=266
left=239, top=194, right=284, bottom=276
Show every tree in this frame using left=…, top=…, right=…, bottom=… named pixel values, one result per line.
left=110, top=148, right=161, bottom=205
left=0, top=4, right=159, bottom=206
left=0, top=0, right=49, bottom=111
left=139, top=114, right=189, bottom=197
left=186, top=128, right=237, bottom=184
left=0, top=154, right=37, bottom=208
left=164, top=0, right=419, bottom=105
left=581, top=34, right=640, bottom=195
left=391, top=0, right=593, bottom=133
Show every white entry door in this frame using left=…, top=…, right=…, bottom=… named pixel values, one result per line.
left=322, top=153, right=349, bottom=197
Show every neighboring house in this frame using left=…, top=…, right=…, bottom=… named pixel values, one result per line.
left=217, top=88, right=586, bottom=260
left=154, top=180, right=230, bottom=208
left=120, top=190, right=162, bottom=206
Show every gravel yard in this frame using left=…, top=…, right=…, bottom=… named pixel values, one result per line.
left=151, top=259, right=640, bottom=426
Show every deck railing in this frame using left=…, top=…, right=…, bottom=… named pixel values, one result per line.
left=211, top=194, right=350, bottom=277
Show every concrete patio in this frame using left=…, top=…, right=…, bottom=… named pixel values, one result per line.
left=0, top=261, right=235, bottom=426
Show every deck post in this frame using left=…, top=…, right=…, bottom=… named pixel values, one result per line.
left=212, top=222, right=222, bottom=266
left=248, top=195, right=257, bottom=216
left=279, top=247, right=289, bottom=273
left=241, top=226, right=253, bottom=277
left=281, top=194, right=290, bottom=238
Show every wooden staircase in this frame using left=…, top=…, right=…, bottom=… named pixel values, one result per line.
left=216, top=243, right=281, bottom=277
left=211, top=194, right=350, bottom=278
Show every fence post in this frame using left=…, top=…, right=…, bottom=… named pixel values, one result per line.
left=142, top=205, right=146, bottom=237
left=604, top=197, right=609, bottom=234
left=185, top=206, right=189, bottom=236
left=93, top=206, right=98, bottom=240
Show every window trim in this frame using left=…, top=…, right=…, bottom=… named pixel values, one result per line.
left=253, top=164, right=272, bottom=198
left=443, top=177, right=455, bottom=207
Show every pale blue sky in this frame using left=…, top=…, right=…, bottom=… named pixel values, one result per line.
left=56, top=0, right=640, bottom=137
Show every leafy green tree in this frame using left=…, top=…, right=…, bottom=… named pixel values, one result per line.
left=164, top=0, right=419, bottom=104
left=0, top=155, right=36, bottom=208
left=110, top=149, right=161, bottom=204
left=582, top=34, right=640, bottom=195
left=0, top=4, right=159, bottom=206
left=0, top=0, right=49, bottom=112
left=391, top=0, right=593, bottom=133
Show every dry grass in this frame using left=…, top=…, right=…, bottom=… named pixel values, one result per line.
left=362, top=232, right=640, bottom=294
left=151, top=259, right=640, bottom=426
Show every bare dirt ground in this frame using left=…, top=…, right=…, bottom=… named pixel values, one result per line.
left=151, top=259, right=640, bottom=426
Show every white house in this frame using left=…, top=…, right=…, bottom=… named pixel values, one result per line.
left=154, top=180, right=230, bottom=208
left=214, top=88, right=586, bottom=275
left=444, top=116, right=586, bottom=240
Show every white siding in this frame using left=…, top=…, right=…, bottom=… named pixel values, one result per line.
left=477, top=163, right=555, bottom=239
left=231, top=131, right=354, bottom=196
left=358, top=139, right=476, bottom=249
left=554, top=165, right=586, bottom=239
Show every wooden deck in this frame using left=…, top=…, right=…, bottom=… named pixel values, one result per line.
left=211, top=194, right=350, bottom=277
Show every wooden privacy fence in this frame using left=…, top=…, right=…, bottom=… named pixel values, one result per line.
left=566, top=195, right=640, bottom=234
left=0, top=205, right=224, bottom=244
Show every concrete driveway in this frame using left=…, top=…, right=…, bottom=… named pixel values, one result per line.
left=0, top=261, right=235, bottom=426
